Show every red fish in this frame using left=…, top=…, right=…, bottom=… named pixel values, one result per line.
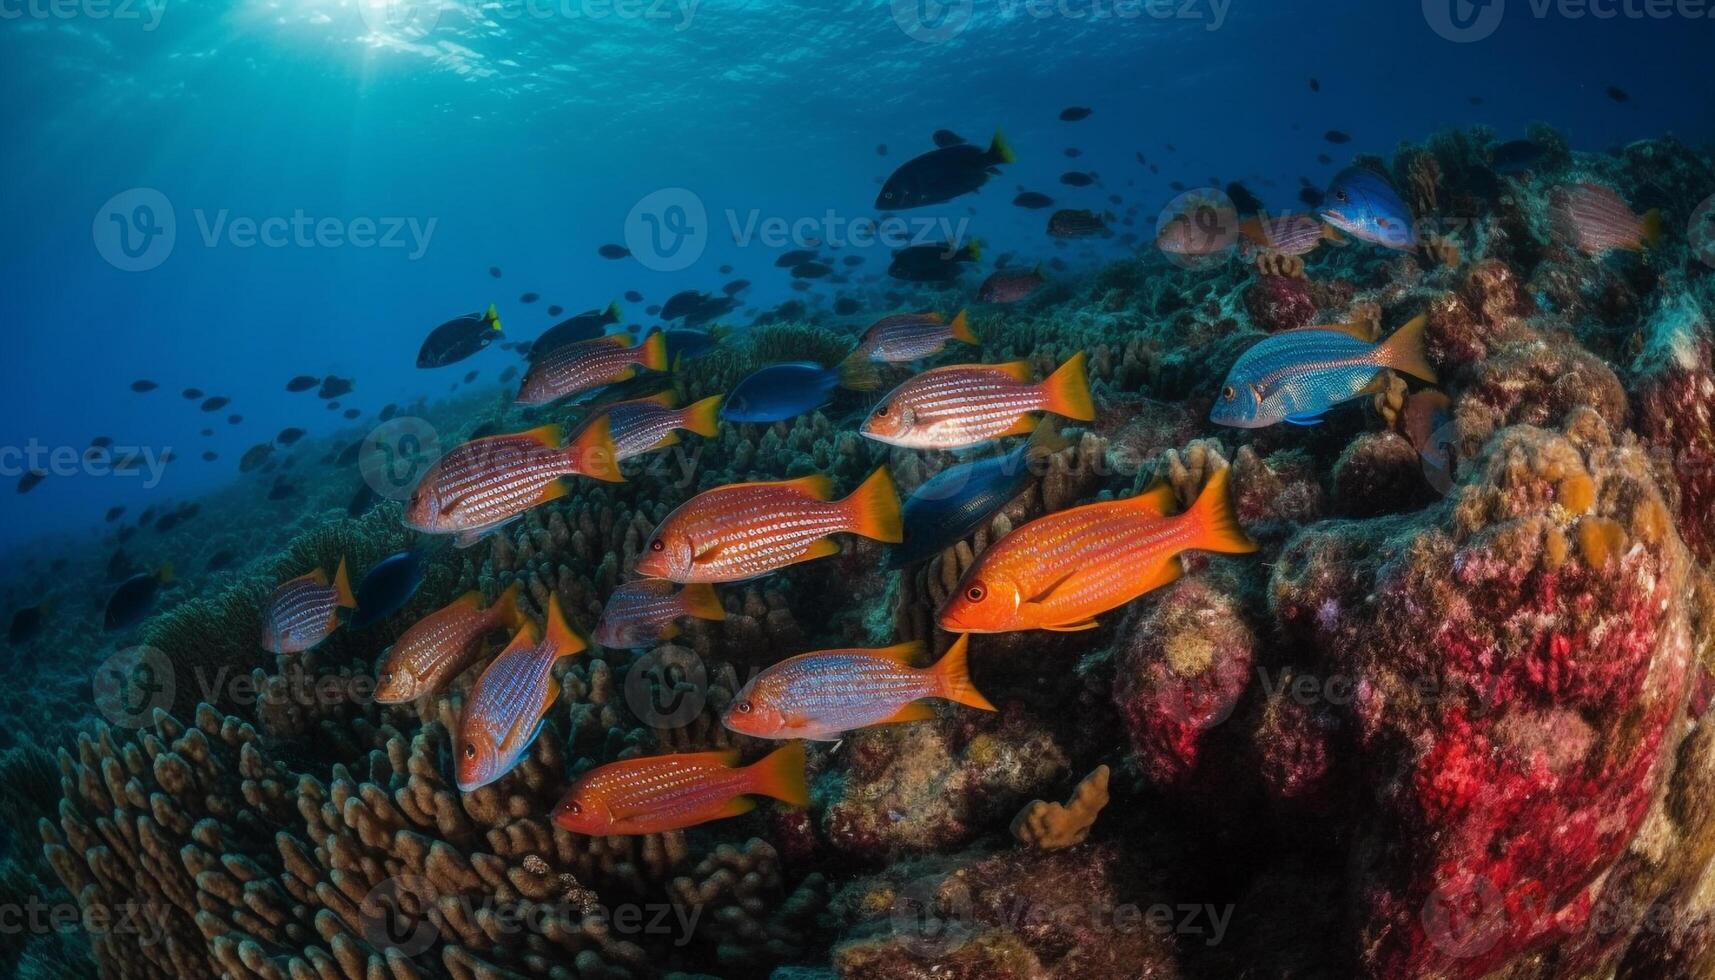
left=517, top=331, right=669, bottom=405
left=550, top=742, right=808, bottom=835
left=846, top=310, right=979, bottom=363
left=405, top=421, right=622, bottom=546
left=976, top=266, right=1046, bottom=304
left=591, top=579, right=726, bottom=649
left=375, top=582, right=525, bottom=703
left=571, top=391, right=722, bottom=462
left=260, top=557, right=356, bottom=653
left=861, top=354, right=1094, bottom=449
left=456, top=595, right=586, bottom=791
left=1550, top=183, right=1662, bottom=255
left=633, top=468, right=902, bottom=583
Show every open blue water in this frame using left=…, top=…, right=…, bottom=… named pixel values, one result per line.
left=1, top=0, right=1712, bottom=551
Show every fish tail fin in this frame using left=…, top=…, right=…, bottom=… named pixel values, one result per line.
left=1024, top=416, right=1070, bottom=463
left=1640, top=208, right=1664, bottom=250
left=485, top=303, right=503, bottom=333
left=678, top=582, right=727, bottom=622
left=567, top=415, right=625, bottom=483
left=492, top=581, right=526, bottom=631
left=987, top=129, right=1017, bottom=166
left=1040, top=352, right=1095, bottom=421
left=332, top=557, right=357, bottom=608
left=604, top=300, right=622, bottom=323
left=746, top=741, right=809, bottom=807
left=962, top=238, right=984, bottom=263
left=842, top=467, right=903, bottom=543
left=638, top=330, right=670, bottom=372
left=836, top=352, right=882, bottom=392
left=1184, top=468, right=1257, bottom=555
left=931, top=635, right=996, bottom=712
left=544, top=594, right=588, bottom=660
left=1127, top=479, right=1180, bottom=517
left=948, top=309, right=979, bottom=345
left=681, top=394, right=723, bottom=437
left=1376, top=313, right=1438, bottom=383
left=155, top=562, right=175, bottom=586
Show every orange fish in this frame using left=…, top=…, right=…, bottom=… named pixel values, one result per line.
left=517, top=331, right=670, bottom=405
left=860, top=354, right=1094, bottom=450
left=937, top=468, right=1256, bottom=633
left=551, top=742, right=808, bottom=836
left=455, top=595, right=586, bottom=791
left=633, top=468, right=902, bottom=583
left=260, top=557, right=356, bottom=653
left=375, top=582, right=525, bottom=703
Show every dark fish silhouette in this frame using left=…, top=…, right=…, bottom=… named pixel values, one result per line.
left=888, top=241, right=982, bottom=283
left=104, top=564, right=173, bottom=631
left=201, top=396, right=230, bottom=412
left=723, top=279, right=750, bottom=296
left=624, top=290, right=643, bottom=302
left=1059, top=106, right=1091, bottom=121
left=182, top=387, right=203, bottom=399
left=319, top=377, right=353, bottom=399
left=228, top=413, right=244, bottom=425
left=598, top=244, right=631, bottom=259
left=489, top=266, right=502, bottom=277
left=1308, top=77, right=1320, bottom=92
left=1014, top=191, right=1054, bottom=209
left=1325, top=130, right=1352, bottom=144
left=520, top=292, right=539, bottom=303
left=349, top=550, right=426, bottom=630
left=418, top=305, right=503, bottom=368
left=287, top=375, right=320, bottom=392
left=1607, top=86, right=1629, bottom=103
left=776, top=249, right=817, bottom=267
left=876, top=132, right=1015, bottom=210
left=932, top=129, right=965, bottom=147
left=105, top=506, right=125, bottom=522
left=9, top=605, right=48, bottom=644
left=531, top=303, right=621, bottom=359
left=278, top=428, right=306, bottom=445
left=17, top=471, right=45, bottom=494
left=240, top=443, right=274, bottom=473
left=1060, top=171, right=1095, bottom=187
left=131, top=380, right=157, bottom=392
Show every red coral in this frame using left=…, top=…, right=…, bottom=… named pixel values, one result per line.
left=1243, top=274, right=1318, bottom=333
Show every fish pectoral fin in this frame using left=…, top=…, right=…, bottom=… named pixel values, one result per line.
left=1040, top=619, right=1102, bottom=632
left=716, top=796, right=759, bottom=819
left=1284, top=411, right=1326, bottom=427
left=996, top=414, right=1041, bottom=438
left=880, top=702, right=936, bottom=725
left=1024, top=566, right=1082, bottom=606
left=800, top=538, right=843, bottom=561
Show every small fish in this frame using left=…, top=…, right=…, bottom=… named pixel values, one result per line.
left=456, top=596, right=586, bottom=791
left=1308, top=77, right=1320, bottom=92
left=530, top=302, right=622, bottom=360
left=1211, top=314, right=1438, bottom=428
left=1239, top=212, right=1340, bottom=256
left=722, top=279, right=750, bottom=296
left=876, top=143, right=887, bottom=156
left=259, top=558, right=356, bottom=653
left=277, top=427, right=305, bottom=446
left=1059, top=171, right=1095, bottom=187
left=319, top=377, right=354, bottom=399
left=17, top=470, right=45, bottom=494
left=776, top=250, right=818, bottom=268
left=722, top=360, right=877, bottom=423
left=861, top=354, right=1094, bottom=450
left=1550, top=183, right=1662, bottom=255
left=1064, top=147, right=1082, bottom=158
left=591, top=579, right=725, bottom=649
left=418, top=304, right=503, bottom=368
left=131, top=380, right=157, bottom=393
left=1013, top=191, right=1054, bottom=209
left=792, top=262, right=832, bottom=279
left=634, top=468, right=903, bottom=583
left=228, top=413, right=244, bottom=425
left=463, top=370, right=478, bottom=383
left=286, top=375, right=320, bottom=392
left=206, top=549, right=237, bottom=572
left=938, top=470, right=1255, bottom=633
left=847, top=310, right=979, bottom=363
left=572, top=391, right=723, bottom=462
left=1607, top=86, right=1630, bottom=103
left=891, top=422, right=1064, bottom=568
left=9, top=603, right=49, bottom=644
left=598, top=243, right=631, bottom=259
left=517, top=331, right=668, bottom=405
left=887, top=240, right=982, bottom=283
left=1047, top=208, right=1109, bottom=238
left=665, top=328, right=722, bottom=362
left=1155, top=195, right=1239, bottom=257
left=343, top=408, right=360, bottom=420
left=1059, top=106, right=1091, bottom=121
left=347, top=482, right=378, bottom=518
left=375, top=583, right=524, bottom=703
left=976, top=265, right=1046, bottom=305
left=551, top=743, right=807, bottom=836
left=723, top=635, right=994, bottom=740
left=547, top=305, right=563, bottom=316
left=489, top=266, right=503, bottom=277
left=876, top=131, right=1016, bottom=210
left=182, top=387, right=203, bottom=399
left=105, top=506, right=125, bottom=522
left=1298, top=186, right=1325, bottom=208
left=932, top=129, right=965, bottom=147
left=405, top=422, right=623, bottom=544
left=1318, top=167, right=1417, bottom=250
left=1490, top=139, right=1546, bottom=175
left=520, top=292, right=539, bottom=304
left=349, top=550, right=427, bottom=630
left=624, top=290, right=643, bottom=302
left=1225, top=182, right=1265, bottom=215
left=201, top=451, right=217, bottom=462
left=201, top=396, right=230, bottom=412
left=1324, top=129, right=1351, bottom=144
left=104, top=564, right=173, bottom=631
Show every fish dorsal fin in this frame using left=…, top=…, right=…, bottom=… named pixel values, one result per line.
left=1128, top=481, right=1179, bottom=517
left=776, top=474, right=834, bottom=500
left=602, top=333, right=635, bottom=348
left=518, top=424, right=565, bottom=448
left=986, top=360, right=1035, bottom=383
left=1300, top=321, right=1374, bottom=342
left=638, top=390, right=679, bottom=409
left=868, top=640, right=926, bottom=666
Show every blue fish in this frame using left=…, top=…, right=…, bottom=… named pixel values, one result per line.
left=1210, top=315, right=1437, bottom=429
left=890, top=423, right=1065, bottom=568
left=665, top=328, right=722, bottom=362
left=350, top=549, right=426, bottom=629
left=1318, top=167, right=1418, bottom=250
left=721, top=360, right=877, bottom=423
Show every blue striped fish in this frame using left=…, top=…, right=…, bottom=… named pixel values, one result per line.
left=455, top=595, right=586, bottom=791
left=592, top=579, right=726, bottom=649
left=1210, top=314, right=1437, bottom=428
left=890, top=421, right=1066, bottom=569
left=1318, top=167, right=1418, bottom=250
left=260, top=558, right=356, bottom=653
left=721, top=635, right=994, bottom=741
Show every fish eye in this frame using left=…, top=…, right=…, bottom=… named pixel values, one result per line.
left=463, top=742, right=476, bottom=760
left=875, top=404, right=889, bottom=417
left=380, top=670, right=392, bottom=682
left=559, top=800, right=582, bottom=816
left=1335, top=190, right=1349, bottom=202
left=650, top=539, right=665, bottom=552
left=735, top=700, right=753, bottom=714
left=1222, top=385, right=1236, bottom=400
left=965, top=583, right=987, bottom=603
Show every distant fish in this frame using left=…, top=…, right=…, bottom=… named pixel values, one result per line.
left=1225, top=181, right=1265, bottom=215
left=404, top=422, right=622, bottom=546
left=418, top=304, right=503, bottom=368
left=876, top=143, right=888, bottom=156
left=1490, top=139, right=1546, bottom=175
left=1047, top=208, right=1109, bottom=238
left=375, top=583, right=525, bottom=703
left=205, top=549, right=237, bottom=572
left=1318, top=167, right=1417, bottom=250
left=520, top=292, right=539, bottom=304
left=456, top=596, right=586, bottom=791
left=518, top=331, right=667, bottom=405
left=976, top=265, right=1046, bottom=304
left=379, top=403, right=398, bottom=421
left=1550, top=183, right=1662, bottom=255
left=1607, top=86, right=1630, bottom=103
left=1211, top=314, right=1438, bottom=428
left=239, top=443, right=274, bottom=473
left=792, top=262, right=832, bottom=279
left=286, top=375, right=320, bottom=392
left=343, top=408, right=360, bottom=420
left=228, top=413, right=244, bottom=425
left=664, top=328, right=721, bottom=362
left=277, top=427, right=305, bottom=446
left=1059, top=171, right=1095, bottom=187
left=201, top=451, right=217, bottom=462
left=722, top=360, right=876, bottom=423
left=624, top=290, right=643, bottom=302
left=260, top=558, right=356, bottom=653
left=131, top=380, right=157, bottom=393
left=775, top=249, right=817, bottom=268
left=1297, top=186, right=1325, bottom=208
left=722, top=279, right=750, bottom=296
left=9, top=603, right=48, bottom=644
left=890, top=422, right=1065, bottom=568
left=531, top=302, right=622, bottom=360
left=551, top=743, right=807, bottom=836
left=1308, top=77, right=1320, bottom=92
left=876, top=131, right=1016, bottom=210
left=103, top=564, right=173, bottom=631
left=598, top=243, right=631, bottom=259
left=932, top=129, right=965, bottom=147
left=349, top=549, right=427, bottom=630
left=1064, top=147, right=1082, bottom=158
left=319, top=377, right=353, bottom=399
left=489, top=266, right=503, bottom=278
left=573, top=391, right=723, bottom=462
left=182, top=387, right=203, bottom=399
left=724, top=635, right=992, bottom=740
left=347, top=482, right=378, bottom=518
left=937, top=470, right=1255, bottom=633
left=201, top=396, right=230, bottom=412
left=105, top=506, right=125, bottom=522
left=463, top=370, right=478, bottom=383
left=847, top=310, right=978, bottom=363
left=17, top=470, right=45, bottom=494
left=1059, top=106, right=1092, bottom=121
left=861, top=354, right=1093, bottom=450
left=634, top=468, right=902, bottom=583
left=591, top=579, right=725, bottom=649
left=1013, top=191, right=1054, bottom=209
left=887, top=240, right=981, bottom=283
left=1156, top=196, right=1240, bottom=258
left=550, top=305, right=565, bottom=317
left=1324, top=130, right=1351, bottom=144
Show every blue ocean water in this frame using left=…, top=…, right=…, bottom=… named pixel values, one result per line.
left=0, top=0, right=1711, bottom=551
